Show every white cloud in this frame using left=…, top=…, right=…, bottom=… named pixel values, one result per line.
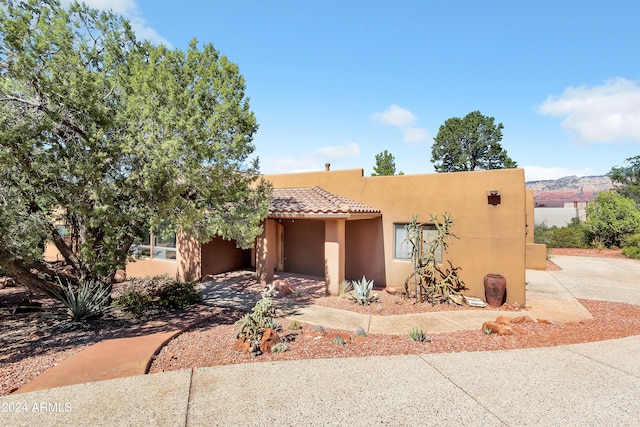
left=62, top=0, right=172, bottom=47
left=371, top=104, right=430, bottom=145
left=260, top=155, right=319, bottom=174
left=403, top=127, right=429, bottom=144
left=538, top=77, right=640, bottom=143
left=371, top=104, right=416, bottom=127
left=316, top=143, right=360, bottom=159
left=524, top=165, right=594, bottom=182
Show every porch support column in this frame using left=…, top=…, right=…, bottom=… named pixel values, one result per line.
left=256, top=219, right=276, bottom=284
left=324, top=219, right=346, bottom=296
left=177, top=229, right=201, bottom=282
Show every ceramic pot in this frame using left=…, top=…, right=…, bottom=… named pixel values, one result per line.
left=484, top=274, right=506, bottom=307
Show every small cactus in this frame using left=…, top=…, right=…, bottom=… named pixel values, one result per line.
left=288, top=319, right=301, bottom=330
left=313, top=325, right=326, bottom=334
left=332, top=335, right=346, bottom=345
left=271, top=342, right=290, bottom=353
left=354, top=326, right=367, bottom=337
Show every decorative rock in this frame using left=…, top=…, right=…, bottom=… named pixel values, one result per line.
left=1, top=277, right=16, bottom=289
left=113, top=270, right=126, bottom=283
left=494, top=316, right=514, bottom=325
left=385, top=287, right=399, bottom=295
left=275, top=280, right=293, bottom=295
left=260, top=328, right=280, bottom=354
left=511, top=315, right=536, bottom=324
left=482, top=321, right=519, bottom=336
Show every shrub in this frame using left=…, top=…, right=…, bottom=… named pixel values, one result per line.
left=347, top=276, right=379, bottom=306
left=116, top=287, right=153, bottom=318
left=584, top=192, right=640, bottom=248
left=623, top=233, right=640, bottom=259
left=156, top=281, right=201, bottom=310
left=114, top=274, right=201, bottom=317
left=534, top=220, right=588, bottom=248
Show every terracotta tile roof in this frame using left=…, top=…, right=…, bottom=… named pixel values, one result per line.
left=270, top=186, right=380, bottom=217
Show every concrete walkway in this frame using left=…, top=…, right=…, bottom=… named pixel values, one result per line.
left=2, top=256, right=639, bottom=426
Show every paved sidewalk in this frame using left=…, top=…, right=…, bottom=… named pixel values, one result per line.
left=2, top=255, right=639, bottom=426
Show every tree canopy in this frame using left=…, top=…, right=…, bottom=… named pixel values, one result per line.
left=372, top=150, right=402, bottom=176
left=608, top=155, right=640, bottom=205
left=583, top=191, right=640, bottom=248
left=431, top=111, right=517, bottom=172
left=0, top=0, right=271, bottom=287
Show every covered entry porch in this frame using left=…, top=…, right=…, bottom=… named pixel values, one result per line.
left=255, top=187, right=382, bottom=295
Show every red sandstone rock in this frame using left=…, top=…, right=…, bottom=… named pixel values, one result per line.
left=495, top=316, right=514, bottom=325
left=385, top=287, right=399, bottom=295
left=260, top=328, right=280, bottom=353
left=511, top=315, right=535, bottom=324
left=482, top=321, right=522, bottom=336
left=113, top=270, right=126, bottom=283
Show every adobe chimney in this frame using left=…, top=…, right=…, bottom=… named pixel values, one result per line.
left=325, top=163, right=330, bottom=171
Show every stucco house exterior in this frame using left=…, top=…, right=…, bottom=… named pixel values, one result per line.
left=126, top=167, right=546, bottom=306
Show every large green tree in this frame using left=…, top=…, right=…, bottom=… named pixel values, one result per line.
left=372, top=150, right=402, bottom=176
left=583, top=192, right=640, bottom=248
left=0, top=0, right=271, bottom=288
left=431, top=111, right=517, bottom=172
left=608, top=155, right=640, bottom=205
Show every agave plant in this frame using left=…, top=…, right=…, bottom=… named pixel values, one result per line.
left=47, top=279, right=112, bottom=323
left=347, top=276, right=379, bottom=306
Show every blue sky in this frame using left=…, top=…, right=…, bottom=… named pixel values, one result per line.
left=77, top=0, right=639, bottom=181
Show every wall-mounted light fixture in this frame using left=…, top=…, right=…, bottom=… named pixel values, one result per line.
left=487, top=190, right=501, bottom=206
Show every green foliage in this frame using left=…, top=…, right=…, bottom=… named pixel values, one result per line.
left=372, top=150, right=402, bottom=176
left=0, top=0, right=271, bottom=287
left=622, top=234, right=640, bottom=259
left=116, top=288, right=154, bottom=318
left=408, top=327, right=430, bottom=342
left=270, top=342, right=289, bottom=353
left=155, top=281, right=201, bottom=310
left=431, top=111, right=517, bottom=172
left=114, top=274, right=201, bottom=317
left=354, top=326, right=367, bottom=337
left=46, top=279, right=112, bottom=323
left=332, top=335, right=346, bottom=345
left=608, top=155, right=640, bottom=205
left=483, top=327, right=493, bottom=335
left=347, top=276, right=379, bottom=306
left=235, top=285, right=278, bottom=345
left=534, top=219, right=588, bottom=248
left=404, top=213, right=468, bottom=305
left=583, top=192, right=640, bottom=248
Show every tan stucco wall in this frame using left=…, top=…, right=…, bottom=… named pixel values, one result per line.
left=266, top=168, right=529, bottom=305
left=526, top=243, right=548, bottom=270
left=201, top=237, right=249, bottom=277
left=126, top=258, right=177, bottom=278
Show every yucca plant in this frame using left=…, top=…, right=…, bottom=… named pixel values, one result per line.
left=47, top=279, right=112, bottom=322
left=347, top=276, right=379, bottom=305
left=408, top=327, right=430, bottom=342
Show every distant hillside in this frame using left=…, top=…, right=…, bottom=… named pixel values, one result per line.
left=526, top=175, right=614, bottom=207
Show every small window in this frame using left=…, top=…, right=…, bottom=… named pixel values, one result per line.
left=394, top=223, right=442, bottom=264
left=134, top=227, right=176, bottom=260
